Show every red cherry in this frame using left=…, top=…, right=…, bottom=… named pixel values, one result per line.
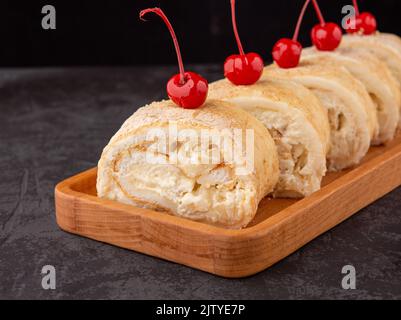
left=140, top=8, right=208, bottom=109
left=167, top=72, right=208, bottom=109
left=310, top=0, right=342, bottom=51
left=311, top=22, right=342, bottom=51
left=358, top=12, right=377, bottom=35
left=224, top=53, right=264, bottom=85
left=272, top=38, right=302, bottom=69
left=345, top=13, right=377, bottom=35
left=271, top=0, right=310, bottom=68
left=225, top=0, right=263, bottom=85
left=346, top=1, right=377, bottom=35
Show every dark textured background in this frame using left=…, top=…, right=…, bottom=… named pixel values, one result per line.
left=1, top=0, right=401, bottom=301
left=1, top=0, right=401, bottom=66
left=0, top=66, right=400, bottom=299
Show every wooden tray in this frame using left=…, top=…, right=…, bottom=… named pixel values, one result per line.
left=55, top=134, right=401, bottom=278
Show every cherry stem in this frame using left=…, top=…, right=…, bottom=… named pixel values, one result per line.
left=140, top=8, right=186, bottom=84
left=352, top=0, right=360, bottom=16
left=230, top=0, right=245, bottom=56
left=311, top=0, right=326, bottom=26
left=292, top=0, right=312, bottom=41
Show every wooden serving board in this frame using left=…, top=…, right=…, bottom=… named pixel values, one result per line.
left=55, top=134, right=401, bottom=278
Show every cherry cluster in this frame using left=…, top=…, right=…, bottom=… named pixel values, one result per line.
left=140, top=0, right=377, bottom=109
left=273, top=0, right=377, bottom=69
left=272, top=0, right=342, bottom=68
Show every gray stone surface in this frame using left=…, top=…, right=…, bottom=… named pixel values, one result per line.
left=0, top=66, right=400, bottom=300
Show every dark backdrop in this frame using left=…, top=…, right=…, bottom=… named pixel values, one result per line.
left=1, top=0, right=400, bottom=67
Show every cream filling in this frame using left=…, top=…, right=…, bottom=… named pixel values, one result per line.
left=222, top=97, right=325, bottom=197
left=310, top=88, right=367, bottom=171
left=369, top=91, right=398, bottom=144
left=347, top=66, right=398, bottom=144
left=254, top=108, right=323, bottom=197
left=304, top=52, right=397, bottom=144
left=342, top=36, right=401, bottom=85
left=107, top=138, right=257, bottom=228
left=368, top=50, right=401, bottom=86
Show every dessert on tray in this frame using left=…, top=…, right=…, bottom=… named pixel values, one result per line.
left=94, top=1, right=401, bottom=229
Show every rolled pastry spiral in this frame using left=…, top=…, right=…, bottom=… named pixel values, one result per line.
left=97, top=99, right=279, bottom=229
left=341, top=34, right=401, bottom=98
left=302, top=47, right=401, bottom=144
left=209, top=77, right=330, bottom=198
left=265, top=63, right=378, bottom=171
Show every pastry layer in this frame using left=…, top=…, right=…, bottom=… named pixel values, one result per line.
left=265, top=63, right=377, bottom=171
left=209, top=77, right=329, bottom=198
left=97, top=99, right=279, bottom=229
left=341, top=33, right=401, bottom=127
left=302, top=47, right=400, bottom=144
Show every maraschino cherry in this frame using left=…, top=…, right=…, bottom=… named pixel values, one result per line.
left=310, top=0, right=342, bottom=51
left=140, top=8, right=208, bottom=109
left=346, top=0, right=377, bottom=35
left=272, top=0, right=310, bottom=68
left=224, top=0, right=264, bottom=85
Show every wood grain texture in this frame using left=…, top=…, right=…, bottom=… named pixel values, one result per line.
left=55, top=134, right=401, bottom=278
